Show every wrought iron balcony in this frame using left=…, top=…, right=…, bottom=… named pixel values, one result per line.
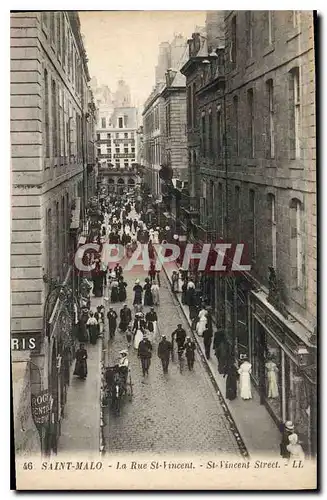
left=180, top=192, right=199, bottom=216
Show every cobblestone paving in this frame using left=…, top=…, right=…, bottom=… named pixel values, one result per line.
left=103, top=263, right=242, bottom=456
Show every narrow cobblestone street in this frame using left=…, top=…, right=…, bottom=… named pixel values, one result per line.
left=102, top=263, right=242, bottom=456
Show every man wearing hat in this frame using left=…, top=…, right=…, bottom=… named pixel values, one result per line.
left=133, top=279, right=143, bottom=309
left=184, top=337, right=196, bottom=371
left=280, top=421, right=295, bottom=458
left=171, top=324, right=187, bottom=357
left=137, top=334, right=153, bottom=376
left=157, top=335, right=172, bottom=374
left=107, top=307, right=118, bottom=339
left=119, top=304, right=132, bottom=333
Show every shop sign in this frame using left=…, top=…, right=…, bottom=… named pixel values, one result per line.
left=31, top=390, right=53, bottom=427
left=11, top=332, right=41, bottom=353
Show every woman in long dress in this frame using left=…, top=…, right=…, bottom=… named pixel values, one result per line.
left=224, top=358, right=239, bottom=401
left=238, top=358, right=252, bottom=400
left=196, top=309, right=207, bottom=337
left=118, top=278, right=127, bottom=302
left=143, top=278, right=154, bottom=306
left=178, top=272, right=184, bottom=293
left=73, top=343, right=88, bottom=379
left=110, top=279, right=119, bottom=303
left=133, top=313, right=145, bottom=350
left=265, top=358, right=279, bottom=398
left=151, top=281, right=160, bottom=306
left=145, top=307, right=158, bottom=342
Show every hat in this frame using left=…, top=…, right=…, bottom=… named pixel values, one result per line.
left=161, top=334, right=166, bottom=338
left=119, top=350, right=128, bottom=356
left=135, top=279, right=140, bottom=284
left=285, top=421, right=294, bottom=431
left=177, top=323, right=182, bottom=327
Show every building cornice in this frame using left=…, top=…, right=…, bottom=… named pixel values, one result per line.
left=142, top=92, right=163, bottom=115
left=161, top=86, right=186, bottom=99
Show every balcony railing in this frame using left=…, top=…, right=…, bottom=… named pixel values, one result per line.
left=96, top=139, right=111, bottom=144
left=114, top=153, right=135, bottom=159
left=113, top=139, right=135, bottom=145
left=179, top=192, right=199, bottom=214
left=99, top=166, right=138, bottom=174
left=189, top=223, right=220, bottom=244
left=98, top=153, right=112, bottom=159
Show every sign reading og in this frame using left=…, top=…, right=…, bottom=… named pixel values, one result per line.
left=31, top=390, right=52, bottom=427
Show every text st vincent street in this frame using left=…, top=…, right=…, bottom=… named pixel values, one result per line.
left=39, top=459, right=304, bottom=471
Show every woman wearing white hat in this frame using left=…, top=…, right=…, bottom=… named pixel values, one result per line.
left=238, top=356, right=252, bottom=400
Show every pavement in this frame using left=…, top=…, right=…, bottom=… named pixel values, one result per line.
left=162, top=259, right=281, bottom=457
left=57, top=296, right=103, bottom=455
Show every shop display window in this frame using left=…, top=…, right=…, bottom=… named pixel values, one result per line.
left=264, top=334, right=282, bottom=420
left=285, top=356, right=310, bottom=453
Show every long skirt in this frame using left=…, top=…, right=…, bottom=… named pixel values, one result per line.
left=133, top=329, right=143, bottom=349
left=73, top=359, right=87, bottom=379
left=189, top=305, right=198, bottom=321
left=152, top=288, right=160, bottom=305
left=144, top=290, right=154, bottom=306
left=78, top=322, right=89, bottom=343
left=196, top=318, right=207, bottom=337
left=146, top=321, right=158, bottom=342
left=226, top=373, right=238, bottom=401
left=111, top=287, right=119, bottom=303
left=118, top=288, right=127, bottom=302
left=239, top=373, right=252, bottom=400
left=89, top=325, right=98, bottom=345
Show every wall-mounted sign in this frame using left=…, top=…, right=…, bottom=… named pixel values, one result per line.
left=11, top=332, right=42, bottom=353
left=31, top=390, right=52, bottom=427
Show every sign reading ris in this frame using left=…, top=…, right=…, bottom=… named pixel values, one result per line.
left=11, top=332, right=41, bottom=352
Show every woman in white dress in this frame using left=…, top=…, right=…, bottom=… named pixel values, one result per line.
left=153, top=228, right=160, bottom=244
left=151, top=281, right=160, bottom=306
left=124, top=223, right=131, bottom=236
left=178, top=271, right=184, bottom=293
left=238, top=358, right=252, bottom=400
left=196, top=308, right=208, bottom=337
left=133, top=313, right=145, bottom=350
left=265, top=358, right=279, bottom=398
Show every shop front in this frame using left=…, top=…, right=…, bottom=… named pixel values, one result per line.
left=222, top=276, right=251, bottom=360
left=250, top=290, right=317, bottom=456
left=43, top=271, right=79, bottom=455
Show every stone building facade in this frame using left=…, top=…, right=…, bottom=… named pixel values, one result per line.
left=143, top=35, right=189, bottom=201
left=11, top=11, right=96, bottom=455
left=181, top=11, right=316, bottom=455
left=142, top=83, right=166, bottom=197
left=96, top=104, right=139, bottom=195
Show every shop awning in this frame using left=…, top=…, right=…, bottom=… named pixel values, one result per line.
left=70, top=197, right=81, bottom=230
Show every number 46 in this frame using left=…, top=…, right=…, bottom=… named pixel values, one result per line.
left=23, top=462, right=33, bottom=470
